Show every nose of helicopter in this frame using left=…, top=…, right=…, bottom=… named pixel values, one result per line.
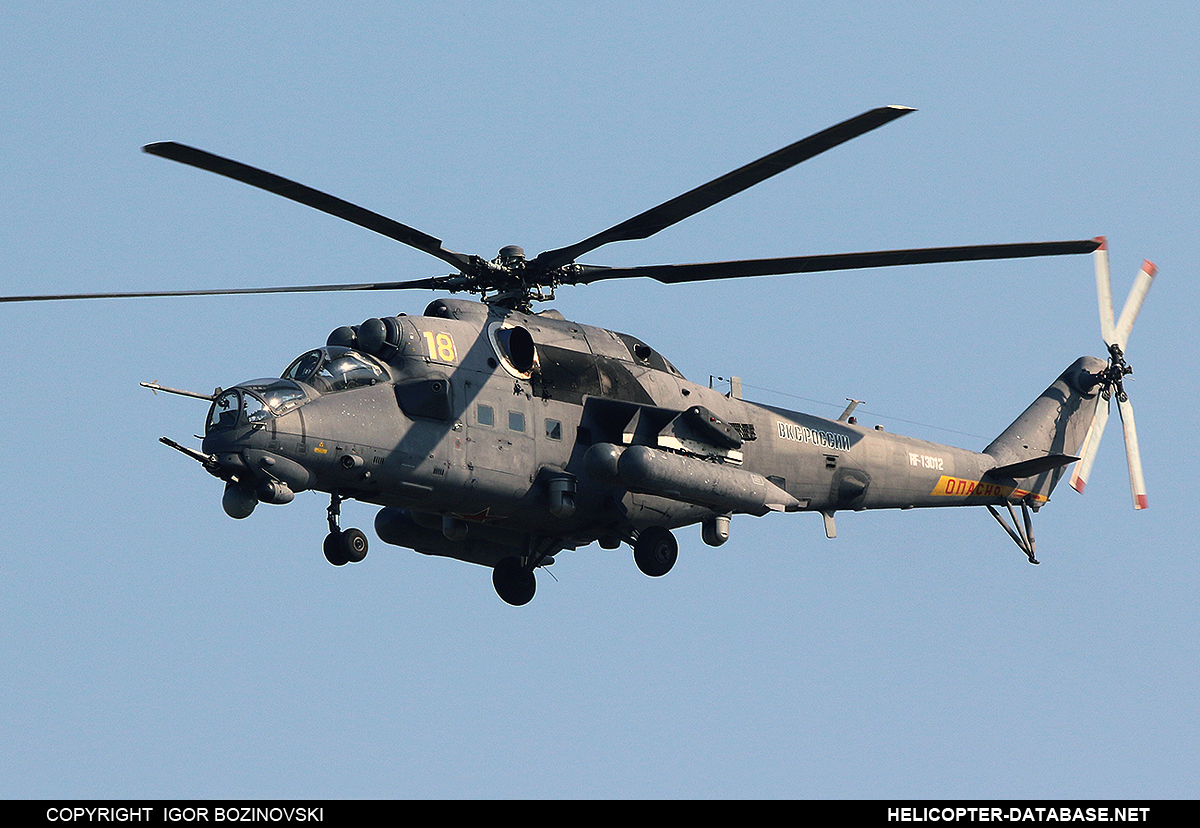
left=201, top=383, right=313, bottom=518
left=207, top=441, right=313, bottom=519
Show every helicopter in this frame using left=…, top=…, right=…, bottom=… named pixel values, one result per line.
left=0, top=105, right=1153, bottom=605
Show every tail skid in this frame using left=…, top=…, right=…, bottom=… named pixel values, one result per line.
left=987, top=502, right=1039, bottom=564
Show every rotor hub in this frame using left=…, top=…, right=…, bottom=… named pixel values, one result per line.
left=497, top=245, right=526, bottom=264
left=1101, top=342, right=1133, bottom=402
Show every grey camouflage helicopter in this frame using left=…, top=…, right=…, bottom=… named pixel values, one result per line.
left=1, top=106, right=1153, bottom=605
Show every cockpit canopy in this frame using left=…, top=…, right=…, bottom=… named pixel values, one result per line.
left=207, top=379, right=308, bottom=432
left=206, top=348, right=389, bottom=433
left=282, top=346, right=389, bottom=393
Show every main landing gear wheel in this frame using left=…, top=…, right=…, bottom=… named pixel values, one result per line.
left=634, top=526, right=678, bottom=577
left=323, top=492, right=367, bottom=566
left=323, top=528, right=368, bottom=566
left=492, top=557, right=536, bottom=606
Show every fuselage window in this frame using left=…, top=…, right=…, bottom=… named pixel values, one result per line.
left=545, top=419, right=562, bottom=441
left=508, top=411, right=525, bottom=433
left=477, top=404, right=494, bottom=427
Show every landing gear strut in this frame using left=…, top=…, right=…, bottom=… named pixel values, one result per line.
left=324, top=492, right=368, bottom=566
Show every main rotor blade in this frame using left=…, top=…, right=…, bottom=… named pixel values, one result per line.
left=1070, top=399, right=1110, bottom=495
left=1113, top=259, right=1157, bottom=351
left=1117, top=395, right=1149, bottom=510
left=564, top=239, right=1101, bottom=285
left=143, top=142, right=476, bottom=274
left=528, top=105, right=916, bottom=274
left=1094, top=237, right=1116, bottom=346
left=0, top=276, right=461, bottom=303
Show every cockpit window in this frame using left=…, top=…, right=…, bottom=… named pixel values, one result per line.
left=284, top=350, right=323, bottom=383
left=242, top=379, right=307, bottom=417
left=206, top=387, right=280, bottom=431
left=283, top=347, right=388, bottom=393
left=207, top=380, right=310, bottom=432
left=208, top=389, right=242, bottom=431
left=242, top=393, right=268, bottom=423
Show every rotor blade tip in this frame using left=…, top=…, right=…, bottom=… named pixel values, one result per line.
left=1141, top=260, right=1157, bottom=277
left=1071, top=479, right=1086, bottom=494
left=887, top=104, right=917, bottom=113
left=143, top=141, right=181, bottom=157
left=1135, top=494, right=1148, bottom=510
left=1094, top=236, right=1107, bottom=250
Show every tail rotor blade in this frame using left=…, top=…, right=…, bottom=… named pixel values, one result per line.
left=1069, top=398, right=1111, bottom=495
left=1094, top=237, right=1116, bottom=346
left=1113, top=260, right=1157, bottom=351
left=1077, top=243, right=1155, bottom=507
left=1116, top=395, right=1149, bottom=510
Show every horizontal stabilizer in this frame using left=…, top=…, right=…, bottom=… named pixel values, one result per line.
left=988, top=454, right=1080, bottom=480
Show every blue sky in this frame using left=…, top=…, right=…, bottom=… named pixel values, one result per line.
left=2, top=2, right=1197, bottom=798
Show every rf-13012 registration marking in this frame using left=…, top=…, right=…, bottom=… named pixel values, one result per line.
left=909, top=452, right=945, bottom=470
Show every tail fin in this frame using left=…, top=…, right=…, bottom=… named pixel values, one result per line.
left=983, top=356, right=1106, bottom=505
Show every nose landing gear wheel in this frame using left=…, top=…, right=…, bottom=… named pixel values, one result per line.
left=634, top=526, right=678, bottom=577
left=492, top=557, right=536, bottom=606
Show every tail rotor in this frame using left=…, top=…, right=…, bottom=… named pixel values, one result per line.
left=1069, top=238, right=1155, bottom=509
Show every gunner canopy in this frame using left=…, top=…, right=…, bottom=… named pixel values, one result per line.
left=206, top=380, right=307, bottom=432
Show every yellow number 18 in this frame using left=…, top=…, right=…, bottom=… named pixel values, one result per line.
left=423, top=331, right=456, bottom=362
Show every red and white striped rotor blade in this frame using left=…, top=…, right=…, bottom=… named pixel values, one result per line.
left=1070, top=399, right=1111, bottom=495
left=1113, top=259, right=1157, bottom=351
left=1116, top=395, right=1148, bottom=510
left=1094, top=237, right=1117, bottom=347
